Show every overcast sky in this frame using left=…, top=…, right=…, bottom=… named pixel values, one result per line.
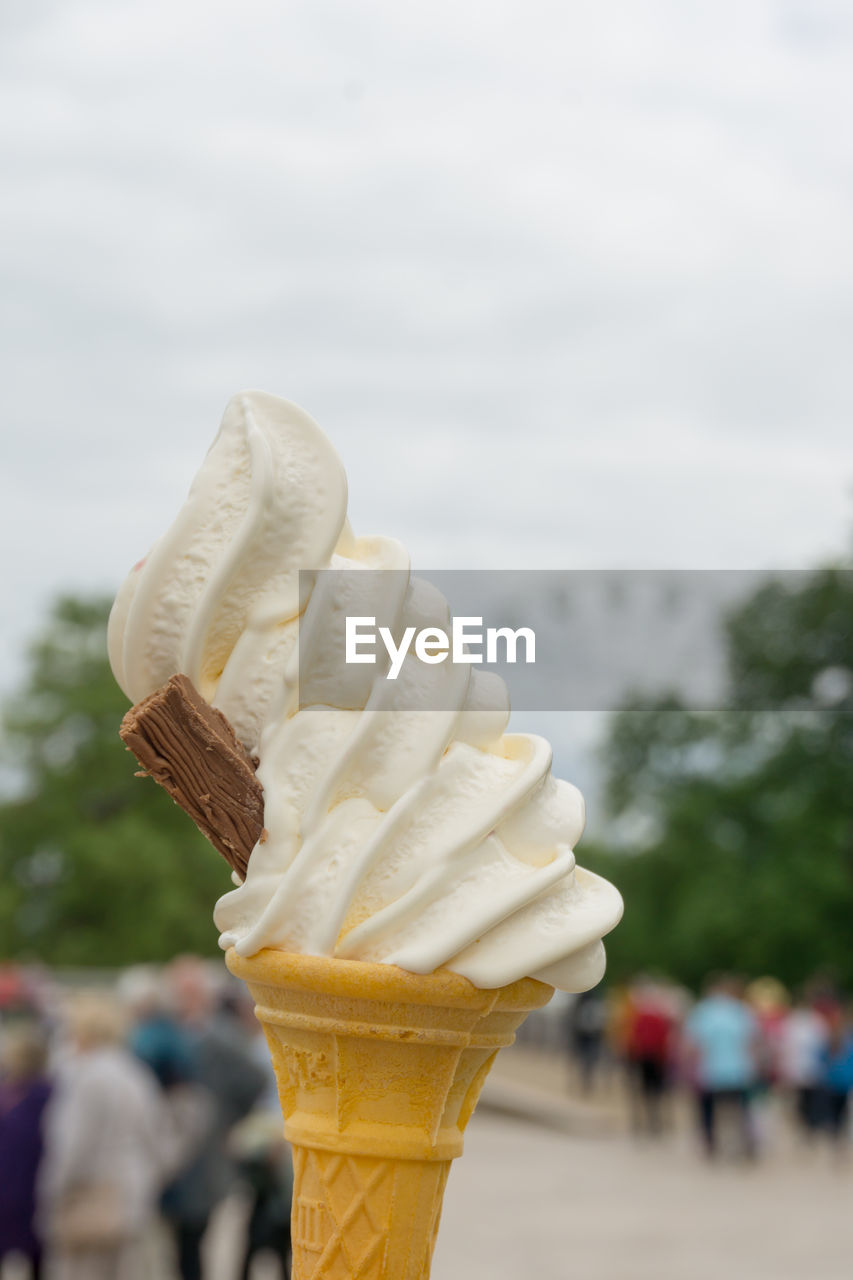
left=2, top=1, right=852, bottom=802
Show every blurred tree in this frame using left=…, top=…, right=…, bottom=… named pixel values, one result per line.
left=3, top=574, right=850, bottom=983
left=584, top=567, right=853, bottom=990
left=0, top=596, right=231, bottom=965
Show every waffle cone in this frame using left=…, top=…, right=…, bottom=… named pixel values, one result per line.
left=226, top=947, right=552, bottom=1279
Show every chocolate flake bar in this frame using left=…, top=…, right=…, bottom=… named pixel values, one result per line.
left=120, top=673, right=264, bottom=877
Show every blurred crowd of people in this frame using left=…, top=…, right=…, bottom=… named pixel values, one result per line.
left=3, top=958, right=852, bottom=1279
left=564, top=972, right=853, bottom=1159
left=0, top=959, right=292, bottom=1280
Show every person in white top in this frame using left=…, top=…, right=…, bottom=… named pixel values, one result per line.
left=39, top=990, right=168, bottom=1280
left=778, top=997, right=829, bottom=1138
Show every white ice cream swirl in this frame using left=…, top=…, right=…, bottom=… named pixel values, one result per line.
left=109, top=392, right=622, bottom=991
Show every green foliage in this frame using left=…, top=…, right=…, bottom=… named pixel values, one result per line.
left=589, top=567, right=853, bottom=990
left=0, top=597, right=231, bottom=964
left=3, top=570, right=851, bottom=983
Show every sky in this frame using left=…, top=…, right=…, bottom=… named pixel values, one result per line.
left=2, top=1, right=852, bottom=804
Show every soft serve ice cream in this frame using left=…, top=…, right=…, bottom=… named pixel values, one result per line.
left=109, top=392, right=622, bottom=991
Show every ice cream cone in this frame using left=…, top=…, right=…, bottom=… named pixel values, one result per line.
left=226, top=947, right=553, bottom=1279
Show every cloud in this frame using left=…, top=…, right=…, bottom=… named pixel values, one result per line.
left=1, top=0, right=851, bottom=706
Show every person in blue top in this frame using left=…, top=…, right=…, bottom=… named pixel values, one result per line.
left=684, top=974, right=759, bottom=1159
left=818, top=1012, right=853, bottom=1148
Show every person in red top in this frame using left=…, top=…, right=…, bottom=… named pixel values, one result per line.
left=624, top=977, right=675, bottom=1137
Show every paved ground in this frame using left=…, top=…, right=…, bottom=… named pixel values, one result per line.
left=30, top=1042, right=841, bottom=1280
left=205, top=1040, right=853, bottom=1280
left=203, top=1103, right=853, bottom=1280
left=433, top=1109, right=853, bottom=1280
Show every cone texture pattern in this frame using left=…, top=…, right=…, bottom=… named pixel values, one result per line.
left=226, top=948, right=552, bottom=1280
